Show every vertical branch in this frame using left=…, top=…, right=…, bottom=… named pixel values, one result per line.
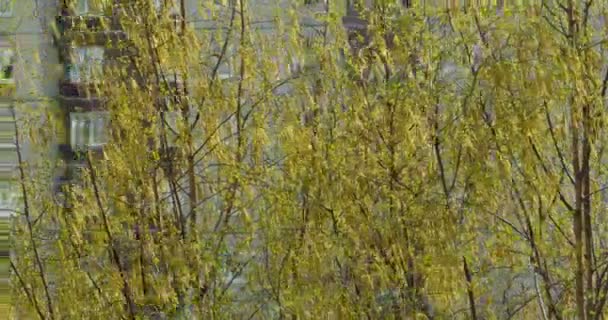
left=564, top=0, right=586, bottom=315
left=138, top=204, right=149, bottom=296
left=12, top=109, right=55, bottom=320
left=176, top=0, right=198, bottom=233
left=463, top=257, right=478, bottom=320
left=86, top=155, right=137, bottom=320
left=533, top=269, right=550, bottom=320
left=59, top=193, right=110, bottom=308
left=10, top=260, right=45, bottom=320
left=433, top=103, right=450, bottom=208
left=583, top=103, right=594, bottom=320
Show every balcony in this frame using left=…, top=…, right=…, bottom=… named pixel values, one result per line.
left=55, top=162, right=85, bottom=185
left=54, top=5, right=125, bottom=48
left=54, top=15, right=125, bottom=48
left=58, top=75, right=106, bottom=111
left=59, top=80, right=102, bottom=97
left=58, top=143, right=81, bottom=161
left=59, top=95, right=105, bottom=112
left=159, top=146, right=179, bottom=170
left=55, top=15, right=110, bottom=32
left=58, top=143, right=104, bottom=162
left=342, top=1, right=370, bottom=30
left=59, top=29, right=126, bottom=47
left=342, top=14, right=367, bottom=31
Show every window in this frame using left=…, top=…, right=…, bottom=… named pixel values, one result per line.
left=75, top=0, right=108, bottom=15
left=159, top=109, right=179, bottom=146
left=0, top=180, right=17, bottom=213
left=153, top=0, right=179, bottom=14
left=346, top=0, right=376, bottom=11
left=0, top=0, right=13, bottom=17
left=70, top=112, right=108, bottom=149
left=158, top=100, right=203, bottom=147
left=0, top=47, right=13, bottom=83
left=289, top=58, right=301, bottom=76
left=209, top=44, right=235, bottom=80
left=68, top=46, right=104, bottom=83
left=213, top=0, right=231, bottom=6
left=346, top=0, right=354, bottom=11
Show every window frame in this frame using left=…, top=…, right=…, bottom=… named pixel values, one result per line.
left=208, top=43, right=236, bottom=80
left=69, top=46, right=104, bottom=83
left=70, top=111, right=109, bottom=149
left=0, top=46, right=14, bottom=83
left=153, top=0, right=180, bottom=15
left=0, top=0, right=13, bottom=18
left=304, top=0, right=327, bottom=6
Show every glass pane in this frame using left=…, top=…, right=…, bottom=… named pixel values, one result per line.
left=83, top=119, right=91, bottom=146
left=89, top=47, right=104, bottom=61
left=88, top=112, right=107, bottom=146
left=83, top=47, right=104, bottom=81
left=0, top=49, right=8, bottom=66
left=95, top=117, right=105, bottom=144
left=83, top=49, right=91, bottom=81
left=77, top=48, right=86, bottom=64
left=70, top=116, right=77, bottom=147
left=0, top=48, right=13, bottom=80
left=89, top=118, right=96, bottom=145
left=0, top=0, right=13, bottom=16
left=74, top=119, right=81, bottom=147
left=69, top=64, right=81, bottom=82
left=78, top=119, right=86, bottom=147
left=209, top=43, right=234, bottom=80
left=76, top=0, right=87, bottom=14
left=90, top=117, right=97, bottom=145
left=71, top=48, right=87, bottom=82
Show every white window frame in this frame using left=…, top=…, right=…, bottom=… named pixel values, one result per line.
left=288, top=55, right=303, bottom=76
left=0, top=0, right=14, bottom=17
left=213, top=0, right=229, bottom=6
left=69, top=46, right=104, bottom=83
left=70, top=112, right=108, bottom=149
left=304, top=0, right=327, bottom=6
left=160, top=109, right=179, bottom=147
left=75, top=0, right=107, bottom=16
left=0, top=46, right=14, bottom=83
left=154, top=0, right=179, bottom=14
left=209, top=45, right=234, bottom=80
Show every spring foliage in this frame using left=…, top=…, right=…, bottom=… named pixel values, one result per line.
left=9, top=0, right=608, bottom=319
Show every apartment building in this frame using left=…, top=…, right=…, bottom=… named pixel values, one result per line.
left=0, top=0, right=61, bottom=310
left=0, top=0, right=62, bottom=220
left=1, top=1, right=20, bottom=219
left=51, top=0, right=334, bottom=198
left=49, top=1, right=332, bottom=317
left=0, top=0, right=334, bottom=317
left=0, top=0, right=400, bottom=221
left=5, top=0, right=549, bottom=317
